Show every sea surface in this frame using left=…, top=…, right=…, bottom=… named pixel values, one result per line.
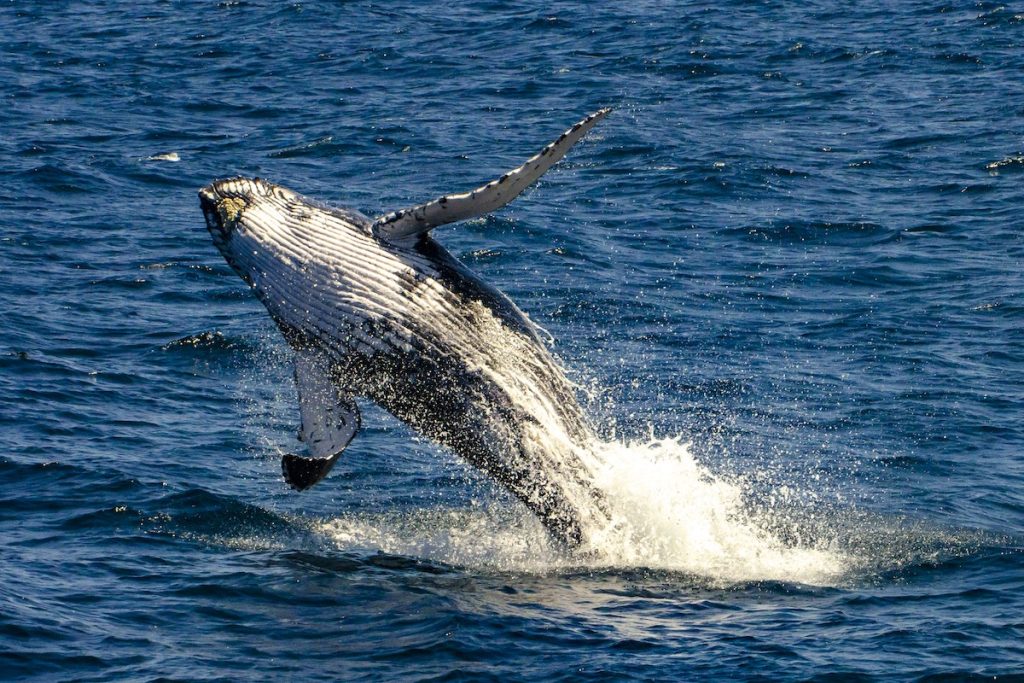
left=2, top=1, right=1024, bottom=680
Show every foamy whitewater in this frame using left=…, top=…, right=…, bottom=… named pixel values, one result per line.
left=237, top=298, right=850, bottom=586
left=318, top=435, right=848, bottom=586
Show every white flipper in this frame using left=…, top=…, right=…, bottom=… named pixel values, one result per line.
left=282, top=351, right=360, bottom=491
left=372, top=108, right=611, bottom=240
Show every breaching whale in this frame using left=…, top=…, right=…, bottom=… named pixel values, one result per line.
left=199, top=109, right=611, bottom=547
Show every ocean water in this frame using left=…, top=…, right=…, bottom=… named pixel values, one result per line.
left=2, top=0, right=1023, bottom=680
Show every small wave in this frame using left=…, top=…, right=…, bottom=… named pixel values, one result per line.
left=160, top=330, right=247, bottom=353
left=525, top=16, right=572, bottom=30
left=758, top=165, right=810, bottom=179
left=0, top=456, right=85, bottom=481
left=935, top=52, right=983, bottom=66
left=22, top=163, right=102, bottom=194
left=724, top=220, right=890, bottom=246
left=902, top=223, right=960, bottom=235
left=143, top=488, right=314, bottom=551
left=881, top=133, right=957, bottom=151
left=142, top=152, right=180, bottom=162
left=645, top=60, right=723, bottom=79
left=463, top=247, right=505, bottom=264
left=985, top=155, right=1024, bottom=174
left=273, top=549, right=454, bottom=576
left=976, top=6, right=1024, bottom=27
left=87, top=275, right=152, bottom=290
left=138, top=261, right=218, bottom=274
left=268, top=136, right=337, bottom=159
left=822, top=47, right=899, bottom=63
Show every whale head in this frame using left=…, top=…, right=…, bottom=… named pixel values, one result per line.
left=198, top=177, right=295, bottom=256
left=198, top=176, right=384, bottom=343
left=198, top=177, right=263, bottom=262
left=198, top=177, right=373, bottom=283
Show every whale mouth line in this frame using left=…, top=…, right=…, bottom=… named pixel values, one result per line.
left=198, top=184, right=223, bottom=235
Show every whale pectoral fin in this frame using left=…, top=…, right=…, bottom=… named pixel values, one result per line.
left=372, top=108, right=611, bottom=240
left=283, top=352, right=361, bottom=492
left=281, top=453, right=341, bottom=492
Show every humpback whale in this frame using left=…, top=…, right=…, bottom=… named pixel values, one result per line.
left=199, top=109, right=611, bottom=547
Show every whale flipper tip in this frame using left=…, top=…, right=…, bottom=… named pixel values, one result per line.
left=282, top=453, right=334, bottom=491
left=373, top=109, right=610, bottom=240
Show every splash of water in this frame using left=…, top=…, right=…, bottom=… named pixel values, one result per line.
left=228, top=336, right=993, bottom=589
left=240, top=332, right=851, bottom=586
left=581, top=436, right=847, bottom=584
left=319, top=435, right=850, bottom=586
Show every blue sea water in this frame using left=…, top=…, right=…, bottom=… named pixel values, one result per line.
left=3, top=0, right=1024, bottom=680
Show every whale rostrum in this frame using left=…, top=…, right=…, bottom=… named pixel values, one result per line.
left=199, top=109, right=612, bottom=547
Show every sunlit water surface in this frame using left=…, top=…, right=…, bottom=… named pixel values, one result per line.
left=2, top=1, right=1023, bottom=680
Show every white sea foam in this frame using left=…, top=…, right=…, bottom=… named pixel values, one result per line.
left=580, top=436, right=847, bottom=584
left=319, top=435, right=850, bottom=586
left=144, top=151, right=180, bottom=162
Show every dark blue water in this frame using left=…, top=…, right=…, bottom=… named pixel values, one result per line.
left=3, top=1, right=1024, bottom=680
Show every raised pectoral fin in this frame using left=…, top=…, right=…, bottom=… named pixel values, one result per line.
left=372, top=108, right=611, bottom=240
left=282, top=351, right=360, bottom=491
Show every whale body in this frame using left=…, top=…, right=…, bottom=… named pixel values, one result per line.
left=199, top=110, right=611, bottom=547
